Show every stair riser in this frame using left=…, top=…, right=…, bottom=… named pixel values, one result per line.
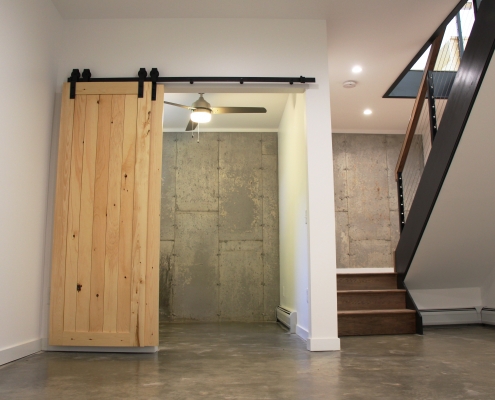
left=338, top=292, right=406, bottom=311
left=337, top=274, right=397, bottom=290
left=338, top=313, right=416, bottom=336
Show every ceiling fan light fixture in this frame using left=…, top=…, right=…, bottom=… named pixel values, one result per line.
left=163, top=93, right=266, bottom=131
left=190, top=109, right=212, bottom=123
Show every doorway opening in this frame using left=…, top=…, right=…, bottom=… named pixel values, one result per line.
left=159, top=91, right=288, bottom=324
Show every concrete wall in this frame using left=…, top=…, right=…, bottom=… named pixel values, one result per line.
left=0, top=0, right=61, bottom=365
left=332, top=133, right=423, bottom=269
left=159, top=132, right=279, bottom=322
left=278, top=93, right=310, bottom=337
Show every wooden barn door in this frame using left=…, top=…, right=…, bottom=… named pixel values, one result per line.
left=49, top=82, right=164, bottom=347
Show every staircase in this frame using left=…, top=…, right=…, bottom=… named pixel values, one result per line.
left=337, top=273, right=416, bottom=336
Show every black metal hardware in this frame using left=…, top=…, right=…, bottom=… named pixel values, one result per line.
left=76, top=284, right=82, bottom=292
left=138, top=68, right=147, bottom=98
left=386, top=70, right=457, bottom=99
left=67, top=71, right=316, bottom=99
left=68, top=74, right=315, bottom=85
left=401, top=282, right=423, bottom=335
left=150, top=68, right=159, bottom=101
left=426, top=71, right=438, bottom=142
left=157, top=76, right=315, bottom=84
left=474, top=0, right=481, bottom=17
left=456, top=12, right=465, bottom=58
left=397, top=172, right=406, bottom=233
left=82, top=69, right=91, bottom=82
left=69, top=69, right=80, bottom=99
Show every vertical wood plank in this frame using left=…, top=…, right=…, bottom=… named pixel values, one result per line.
left=103, top=95, right=125, bottom=332
left=76, top=95, right=99, bottom=332
left=63, top=95, right=87, bottom=332
left=130, top=83, right=152, bottom=346
left=49, top=83, right=75, bottom=344
left=144, top=85, right=164, bottom=346
left=117, top=95, right=138, bottom=333
left=90, top=95, right=112, bottom=332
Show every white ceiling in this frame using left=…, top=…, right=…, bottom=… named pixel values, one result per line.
left=50, top=0, right=460, bottom=133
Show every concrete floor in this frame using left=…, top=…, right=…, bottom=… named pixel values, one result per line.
left=1, top=323, right=495, bottom=399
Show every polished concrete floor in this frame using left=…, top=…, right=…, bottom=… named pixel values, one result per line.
left=1, top=323, right=495, bottom=399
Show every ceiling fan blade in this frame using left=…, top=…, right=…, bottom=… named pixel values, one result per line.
left=185, top=120, right=198, bottom=131
left=211, top=107, right=267, bottom=114
left=164, top=101, right=192, bottom=110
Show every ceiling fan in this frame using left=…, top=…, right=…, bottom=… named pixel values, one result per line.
left=164, top=93, right=267, bottom=131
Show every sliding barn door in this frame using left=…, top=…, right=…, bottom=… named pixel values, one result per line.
left=49, top=82, right=164, bottom=347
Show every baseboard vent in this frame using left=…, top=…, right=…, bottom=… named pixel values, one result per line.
left=481, top=308, right=495, bottom=325
left=276, top=306, right=297, bottom=333
left=420, top=308, right=481, bottom=326
left=336, top=268, right=395, bottom=274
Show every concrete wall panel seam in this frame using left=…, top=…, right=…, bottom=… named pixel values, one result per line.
left=160, top=132, right=279, bottom=322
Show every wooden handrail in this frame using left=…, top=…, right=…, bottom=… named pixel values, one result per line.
left=395, top=32, right=444, bottom=180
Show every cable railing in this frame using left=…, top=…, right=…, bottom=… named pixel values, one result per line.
left=395, top=0, right=477, bottom=231
left=393, top=0, right=494, bottom=335
left=402, top=130, right=425, bottom=219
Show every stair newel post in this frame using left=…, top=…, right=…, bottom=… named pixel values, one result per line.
left=404, top=284, right=424, bottom=335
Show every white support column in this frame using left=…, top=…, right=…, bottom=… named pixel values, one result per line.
left=304, top=88, right=340, bottom=351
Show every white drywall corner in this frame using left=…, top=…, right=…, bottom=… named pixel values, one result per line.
left=0, top=0, right=61, bottom=365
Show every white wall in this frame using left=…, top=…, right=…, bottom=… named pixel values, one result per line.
left=278, top=93, right=340, bottom=350
left=0, top=0, right=61, bottom=365
left=57, top=19, right=323, bottom=87
left=405, top=54, right=495, bottom=313
left=278, top=93, right=310, bottom=338
left=44, top=17, right=339, bottom=350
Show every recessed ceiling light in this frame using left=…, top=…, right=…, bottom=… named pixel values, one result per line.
left=363, top=109, right=372, bottom=115
left=352, top=65, right=363, bottom=73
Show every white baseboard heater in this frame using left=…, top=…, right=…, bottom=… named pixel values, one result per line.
left=276, top=306, right=297, bottom=333
left=420, top=308, right=481, bottom=326
left=420, top=307, right=495, bottom=326
left=482, top=308, right=495, bottom=325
